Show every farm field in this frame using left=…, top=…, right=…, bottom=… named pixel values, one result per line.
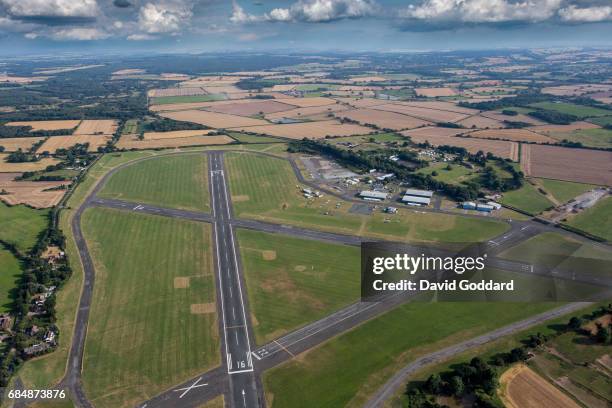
left=0, top=137, right=44, bottom=152
left=415, top=87, right=457, bottom=97
left=227, top=132, right=283, bottom=143
left=521, top=144, right=612, bottom=186
left=457, top=114, right=504, bottom=129
left=229, top=120, right=372, bottom=139
left=5, top=120, right=81, bottom=131
left=148, top=87, right=207, bottom=97
left=226, top=152, right=508, bottom=243
left=468, top=128, right=554, bottom=143
left=38, top=134, right=111, bottom=153
left=566, top=197, right=612, bottom=241
left=546, top=128, right=612, bottom=149
left=98, top=154, right=210, bottom=212
left=74, top=120, right=117, bottom=135
left=536, top=178, right=598, bottom=204
left=81, top=208, right=218, bottom=408
left=499, top=182, right=553, bottom=215
left=237, top=229, right=360, bottom=344
left=151, top=94, right=227, bottom=105
left=0, top=248, right=21, bottom=313
left=142, top=130, right=215, bottom=139
left=0, top=202, right=49, bottom=252
left=117, top=134, right=233, bottom=149
left=372, top=103, right=469, bottom=123
left=528, top=121, right=601, bottom=133
left=498, top=364, right=580, bottom=408
left=481, top=110, right=544, bottom=125
left=588, top=115, right=612, bottom=127
left=263, top=302, right=556, bottom=408
left=275, top=97, right=336, bottom=107
left=530, top=102, right=611, bottom=118
left=400, top=101, right=478, bottom=115
left=265, top=104, right=349, bottom=121
left=416, top=162, right=476, bottom=184
left=334, top=108, right=431, bottom=130
left=0, top=154, right=60, bottom=172
left=160, top=109, right=268, bottom=128
left=0, top=173, right=69, bottom=208
left=206, top=100, right=295, bottom=116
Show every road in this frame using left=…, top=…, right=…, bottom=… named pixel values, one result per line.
left=45, top=149, right=608, bottom=408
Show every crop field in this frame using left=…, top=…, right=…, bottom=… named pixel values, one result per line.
left=468, top=128, right=554, bottom=143
left=99, top=154, right=210, bottom=212
left=117, top=134, right=233, bottom=149
left=275, top=97, right=336, bottom=107
left=74, top=120, right=118, bottom=135
left=530, top=102, right=611, bottom=118
left=148, top=87, right=208, bottom=97
left=5, top=120, right=81, bottom=131
left=263, top=302, right=555, bottom=408
left=542, top=84, right=612, bottom=96
left=334, top=108, right=431, bottom=130
left=401, top=129, right=519, bottom=160
left=151, top=95, right=227, bottom=105
left=567, top=197, right=612, bottom=241
left=499, top=364, right=580, bottom=408
left=0, top=248, right=21, bottom=312
left=528, top=121, right=601, bottom=133
left=142, top=130, right=215, bottom=139
left=150, top=101, right=226, bottom=112
left=227, top=132, right=283, bottom=144
left=81, top=208, right=218, bottom=408
left=521, top=144, right=612, bottom=186
left=0, top=136, right=44, bottom=152
left=0, top=201, right=49, bottom=252
left=206, top=100, right=295, bottom=116
left=588, top=115, right=612, bottom=127
left=400, top=101, right=479, bottom=115
left=372, top=103, right=469, bottom=123
left=226, top=152, right=508, bottom=243
left=160, top=109, right=269, bottom=128
left=537, top=178, right=598, bottom=204
left=265, top=104, right=349, bottom=121
left=229, top=120, right=372, bottom=139
left=38, top=134, right=111, bottom=153
left=237, top=229, right=360, bottom=344
left=336, top=97, right=388, bottom=108
left=481, top=111, right=544, bottom=125
left=546, top=128, right=612, bottom=149
left=0, top=173, right=68, bottom=208
left=457, top=115, right=504, bottom=129
left=499, top=182, right=553, bottom=215
left=415, top=87, right=457, bottom=97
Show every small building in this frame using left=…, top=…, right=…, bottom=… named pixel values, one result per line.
left=402, top=195, right=431, bottom=206
left=0, top=314, right=12, bottom=331
left=404, top=188, right=434, bottom=198
left=376, top=173, right=395, bottom=181
left=384, top=206, right=398, bottom=214
left=44, top=330, right=56, bottom=344
left=359, top=191, right=388, bottom=201
left=486, top=201, right=502, bottom=210
left=476, top=203, right=495, bottom=212
left=462, top=201, right=477, bottom=210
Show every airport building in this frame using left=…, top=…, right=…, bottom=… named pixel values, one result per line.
left=359, top=190, right=388, bottom=201
left=401, top=188, right=433, bottom=206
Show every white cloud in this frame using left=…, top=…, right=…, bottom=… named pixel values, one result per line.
left=230, top=1, right=264, bottom=23
left=24, top=32, right=38, bottom=39
left=127, top=33, right=157, bottom=40
left=402, top=0, right=562, bottom=23
left=558, top=5, right=612, bottom=22
left=138, top=1, right=193, bottom=33
left=1, top=0, right=99, bottom=18
left=52, top=27, right=109, bottom=40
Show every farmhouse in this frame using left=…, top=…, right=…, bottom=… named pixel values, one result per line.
left=359, top=190, right=388, bottom=201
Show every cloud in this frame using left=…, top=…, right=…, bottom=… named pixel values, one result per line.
left=52, top=27, right=109, bottom=40
left=230, top=1, right=265, bottom=23
left=0, top=0, right=99, bottom=18
left=138, top=1, right=194, bottom=33
left=113, top=0, right=132, bottom=8
left=558, top=5, right=612, bottom=22
left=127, top=33, right=157, bottom=40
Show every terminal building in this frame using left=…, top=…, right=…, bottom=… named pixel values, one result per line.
left=401, top=188, right=433, bottom=206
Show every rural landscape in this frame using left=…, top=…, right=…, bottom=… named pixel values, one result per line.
left=1, top=1, right=612, bottom=408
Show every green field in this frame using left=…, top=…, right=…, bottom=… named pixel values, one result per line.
left=99, top=153, right=210, bottom=212
left=0, top=248, right=21, bottom=313
left=237, top=229, right=360, bottom=344
left=547, top=128, right=612, bottom=148
left=150, top=94, right=226, bottom=105
left=81, top=208, right=218, bottom=408
left=226, top=152, right=508, bottom=243
left=567, top=196, right=612, bottom=241
left=227, top=132, right=284, bottom=144
left=263, top=302, right=557, bottom=408
left=416, top=162, right=476, bottom=184
left=529, top=102, right=611, bottom=118
left=536, top=178, right=597, bottom=204
left=0, top=202, right=49, bottom=253
left=122, top=119, right=138, bottom=135
left=588, top=115, right=612, bottom=127
left=294, top=84, right=340, bottom=91
left=499, top=182, right=553, bottom=215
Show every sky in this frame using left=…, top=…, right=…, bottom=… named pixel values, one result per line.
left=1, top=0, right=611, bottom=55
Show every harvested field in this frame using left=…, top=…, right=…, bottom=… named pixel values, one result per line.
left=458, top=115, right=505, bottom=129
left=6, top=120, right=81, bottom=131
left=142, top=130, right=215, bottom=140
left=0, top=154, right=60, bottom=172
left=38, top=135, right=111, bottom=153
left=265, top=104, right=350, bottom=121
left=334, top=98, right=387, bottom=108
left=202, top=85, right=242, bottom=94
left=402, top=129, right=519, bottom=160
left=160, top=110, right=269, bottom=128
left=206, top=100, right=295, bottom=116
left=117, top=134, right=233, bottom=150
left=148, top=87, right=207, bottom=97
left=275, top=97, right=336, bottom=107
left=401, top=126, right=469, bottom=138
left=469, top=129, right=555, bottom=143
left=528, top=121, right=601, bottom=134
left=521, top=144, right=612, bottom=186
left=334, top=108, right=431, bottom=130
left=74, top=120, right=118, bottom=135
left=229, top=120, right=372, bottom=139
left=498, top=364, right=579, bottom=408
left=415, top=87, right=457, bottom=97
left=0, top=173, right=68, bottom=208
left=0, top=137, right=44, bottom=151
left=397, top=101, right=478, bottom=115
left=349, top=75, right=386, bottom=82
left=542, top=84, right=612, bottom=96
left=481, top=111, right=545, bottom=126
left=372, top=103, right=470, bottom=123
left=150, top=102, right=222, bottom=112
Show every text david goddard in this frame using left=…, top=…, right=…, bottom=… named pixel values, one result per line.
left=372, top=279, right=515, bottom=292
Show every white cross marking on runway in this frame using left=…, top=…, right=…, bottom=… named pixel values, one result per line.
left=173, top=377, right=208, bottom=398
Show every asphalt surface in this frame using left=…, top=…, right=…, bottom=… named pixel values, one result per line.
left=43, top=149, right=608, bottom=408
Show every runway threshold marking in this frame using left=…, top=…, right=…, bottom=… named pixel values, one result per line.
left=174, top=377, right=207, bottom=398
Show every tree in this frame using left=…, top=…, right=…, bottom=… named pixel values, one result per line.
left=426, top=373, right=443, bottom=394
left=568, top=316, right=584, bottom=331
left=595, top=323, right=611, bottom=344
left=449, top=376, right=464, bottom=396
left=0, top=145, right=4, bottom=152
